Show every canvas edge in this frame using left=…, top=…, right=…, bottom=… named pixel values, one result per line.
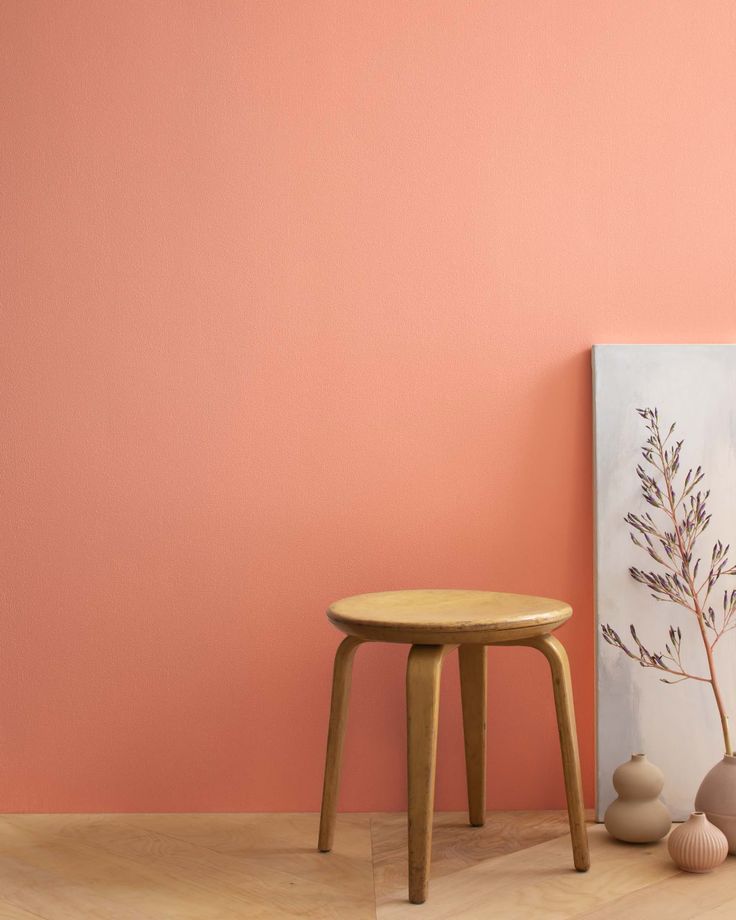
left=591, top=345, right=604, bottom=822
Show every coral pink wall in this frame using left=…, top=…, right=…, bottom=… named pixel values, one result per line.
left=3, top=1, right=736, bottom=812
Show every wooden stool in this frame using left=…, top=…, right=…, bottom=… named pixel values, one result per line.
left=317, top=589, right=589, bottom=904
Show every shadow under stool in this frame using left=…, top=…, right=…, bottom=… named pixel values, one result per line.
left=317, top=589, right=590, bottom=904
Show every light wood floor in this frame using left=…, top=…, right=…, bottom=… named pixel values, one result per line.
left=1, top=811, right=735, bottom=919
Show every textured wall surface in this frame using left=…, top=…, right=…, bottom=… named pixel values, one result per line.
left=3, top=1, right=736, bottom=811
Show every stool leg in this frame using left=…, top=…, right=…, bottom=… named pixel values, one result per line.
left=406, top=644, right=449, bottom=904
left=318, top=636, right=363, bottom=853
left=459, top=644, right=486, bottom=827
left=529, top=634, right=590, bottom=871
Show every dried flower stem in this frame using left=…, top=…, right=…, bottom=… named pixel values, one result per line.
left=653, top=419, right=733, bottom=755
left=602, top=408, right=736, bottom=755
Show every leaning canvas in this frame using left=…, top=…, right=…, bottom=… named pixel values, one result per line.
left=594, top=344, right=736, bottom=821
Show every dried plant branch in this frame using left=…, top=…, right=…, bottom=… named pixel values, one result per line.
left=601, top=407, right=735, bottom=755
left=601, top=623, right=708, bottom=684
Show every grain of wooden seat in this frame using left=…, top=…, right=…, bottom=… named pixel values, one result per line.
left=318, top=588, right=589, bottom=905
left=327, top=588, right=572, bottom=644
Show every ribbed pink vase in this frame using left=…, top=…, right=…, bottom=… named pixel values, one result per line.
left=667, top=812, right=728, bottom=873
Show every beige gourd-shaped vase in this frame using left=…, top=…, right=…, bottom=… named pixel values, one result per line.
left=604, top=753, right=671, bottom=843
left=668, top=812, right=728, bottom=872
left=695, top=754, right=736, bottom=854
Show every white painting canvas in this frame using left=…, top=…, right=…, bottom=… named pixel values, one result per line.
left=594, top=344, right=736, bottom=821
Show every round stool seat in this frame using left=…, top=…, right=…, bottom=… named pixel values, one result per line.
left=327, top=589, right=571, bottom=645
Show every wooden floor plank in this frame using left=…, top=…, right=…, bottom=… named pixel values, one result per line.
left=576, top=853, right=736, bottom=920
left=1, top=812, right=735, bottom=919
left=693, top=897, right=736, bottom=919
left=372, top=809, right=573, bottom=897
left=375, top=825, right=678, bottom=920
left=0, top=816, right=282, bottom=920
left=0, top=814, right=374, bottom=920
left=0, top=901, right=48, bottom=920
left=107, top=813, right=375, bottom=919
